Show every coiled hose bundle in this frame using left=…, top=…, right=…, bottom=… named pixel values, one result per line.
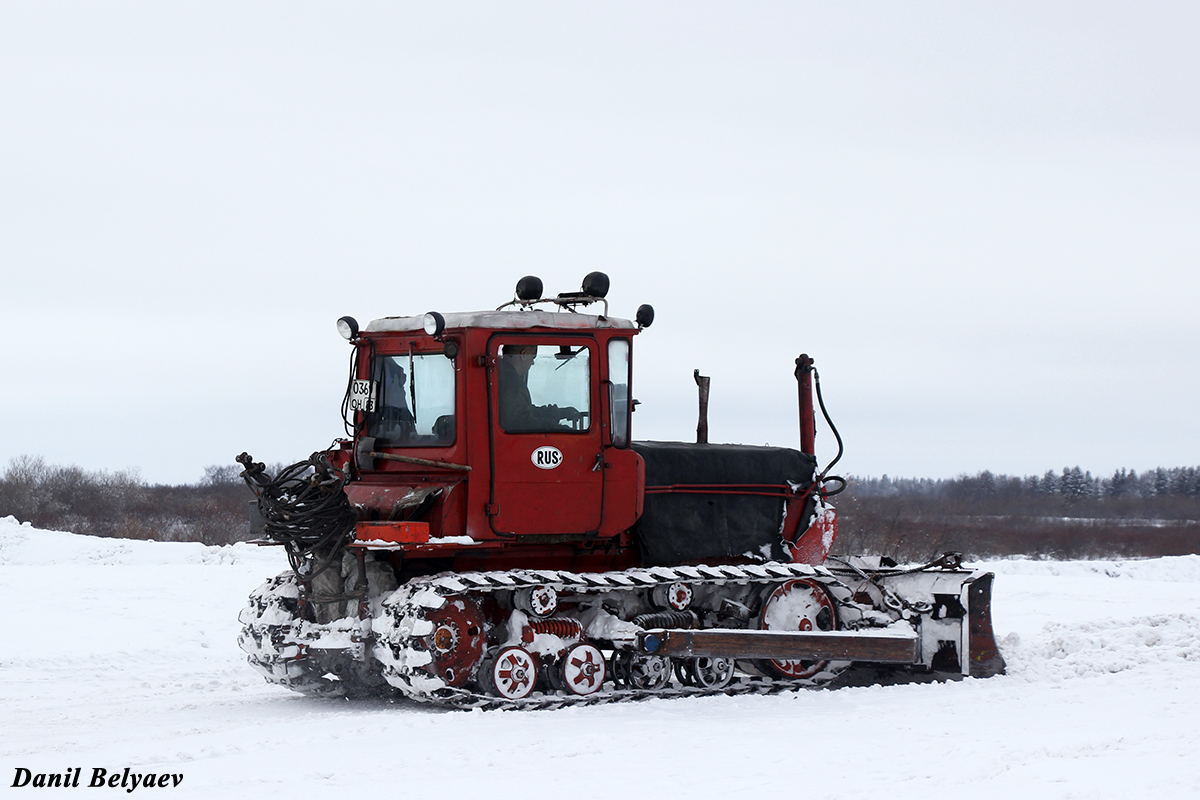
left=237, top=451, right=356, bottom=580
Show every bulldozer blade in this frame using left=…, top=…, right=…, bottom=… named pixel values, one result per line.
left=965, top=572, right=1005, bottom=677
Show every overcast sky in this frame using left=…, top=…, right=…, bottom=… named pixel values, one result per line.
left=2, top=2, right=1198, bottom=485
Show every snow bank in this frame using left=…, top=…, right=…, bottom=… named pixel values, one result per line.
left=981, top=554, right=1200, bottom=583
left=0, top=515, right=278, bottom=567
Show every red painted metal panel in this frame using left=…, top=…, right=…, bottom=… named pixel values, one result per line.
left=788, top=505, right=839, bottom=564
left=355, top=520, right=430, bottom=544
left=487, top=335, right=605, bottom=536
left=796, top=354, right=816, bottom=456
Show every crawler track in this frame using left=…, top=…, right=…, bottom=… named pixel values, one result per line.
left=372, top=562, right=867, bottom=709
left=238, top=572, right=384, bottom=698
left=239, top=559, right=988, bottom=709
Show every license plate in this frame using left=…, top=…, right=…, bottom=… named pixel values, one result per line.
left=349, top=379, right=377, bottom=412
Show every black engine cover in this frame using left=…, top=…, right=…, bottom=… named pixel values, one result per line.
left=631, top=441, right=817, bottom=566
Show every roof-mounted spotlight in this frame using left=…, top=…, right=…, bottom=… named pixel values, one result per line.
left=636, top=304, right=655, bottom=330
left=582, top=271, right=610, bottom=298
left=337, top=316, right=359, bottom=340
left=515, top=276, right=543, bottom=302
left=423, top=311, right=446, bottom=337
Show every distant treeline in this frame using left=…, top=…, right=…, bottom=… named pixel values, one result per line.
left=0, top=456, right=254, bottom=546
left=836, top=466, right=1200, bottom=562
left=851, top=465, right=1200, bottom=506
left=1, top=456, right=1198, bottom=561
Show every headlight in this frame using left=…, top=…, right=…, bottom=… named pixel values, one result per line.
left=337, top=316, right=359, bottom=340
left=423, top=311, right=446, bottom=337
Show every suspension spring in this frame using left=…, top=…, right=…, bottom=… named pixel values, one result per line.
left=522, top=618, right=584, bottom=643
left=633, top=610, right=698, bottom=629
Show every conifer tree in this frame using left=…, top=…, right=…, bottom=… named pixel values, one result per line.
left=1061, top=466, right=1086, bottom=501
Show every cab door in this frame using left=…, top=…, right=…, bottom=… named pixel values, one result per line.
left=487, top=335, right=604, bottom=536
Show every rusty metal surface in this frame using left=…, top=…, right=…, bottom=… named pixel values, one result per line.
left=637, top=628, right=919, bottom=664
left=966, top=572, right=1007, bottom=677
left=370, top=450, right=471, bottom=472
left=694, top=369, right=710, bottom=444
left=794, top=354, right=815, bottom=455
left=354, top=520, right=431, bottom=544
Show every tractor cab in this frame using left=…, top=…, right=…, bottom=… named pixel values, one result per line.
left=333, top=274, right=653, bottom=569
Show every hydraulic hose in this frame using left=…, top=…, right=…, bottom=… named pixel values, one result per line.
left=812, top=367, right=845, bottom=491
left=237, top=451, right=357, bottom=580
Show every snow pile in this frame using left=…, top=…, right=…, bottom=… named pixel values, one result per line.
left=981, top=553, right=1200, bottom=583
left=1005, top=613, right=1200, bottom=682
left=0, top=514, right=274, bottom=567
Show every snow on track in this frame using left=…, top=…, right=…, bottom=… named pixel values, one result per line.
left=2, top=516, right=1198, bottom=798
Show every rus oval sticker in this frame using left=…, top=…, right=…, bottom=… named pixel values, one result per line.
left=531, top=446, right=563, bottom=470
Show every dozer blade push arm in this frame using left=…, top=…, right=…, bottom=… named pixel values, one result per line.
left=637, top=627, right=920, bottom=664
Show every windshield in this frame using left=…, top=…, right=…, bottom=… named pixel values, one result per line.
left=367, top=353, right=456, bottom=446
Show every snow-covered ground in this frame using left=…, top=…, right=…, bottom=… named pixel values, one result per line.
left=2, top=515, right=1198, bottom=798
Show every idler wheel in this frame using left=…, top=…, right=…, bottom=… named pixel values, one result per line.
left=514, top=585, right=559, bottom=618
left=559, top=643, right=606, bottom=696
left=679, top=656, right=734, bottom=690
left=615, top=652, right=671, bottom=691
left=485, top=646, right=539, bottom=700
left=651, top=581, right=693, bottom=611
left=759, top=578, right=838, bottom=679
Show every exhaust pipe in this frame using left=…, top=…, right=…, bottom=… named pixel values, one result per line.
left=795, top=354, right=815, bottom=456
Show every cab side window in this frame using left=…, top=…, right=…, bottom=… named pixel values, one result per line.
left=498, top=343, right=591, bottom=433
left=608, top=339, right=631, bottom=447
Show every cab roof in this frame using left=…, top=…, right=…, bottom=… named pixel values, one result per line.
left=365, top=310, right=637, bottom=334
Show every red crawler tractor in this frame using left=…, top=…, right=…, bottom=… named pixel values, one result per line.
left=237, top=274, right=1004, bottom=708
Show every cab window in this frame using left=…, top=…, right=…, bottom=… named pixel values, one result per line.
left=367, top=354, right=456, bottom=446
left=497, top=343, right=591, bottom=433
left=608, top=339, right=631, bottom=447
